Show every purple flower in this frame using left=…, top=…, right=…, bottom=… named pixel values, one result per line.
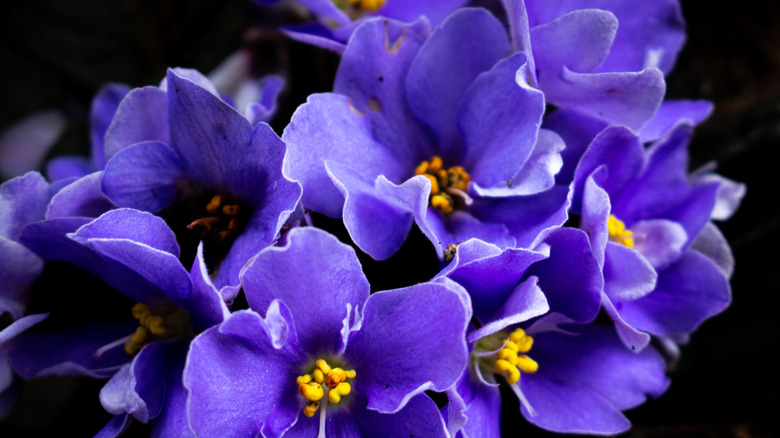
left=284, top=10, right=569, bottom=259
left=13, top=208, right=228, bottom=436
left=184, top=227, right=471, bottom=437
left=502, top=0, right=670, bottom=131
left=571, top=125, right=739, bottom=350
left=0, top=313, right=48, bottom=420
left=437, top=234, right=667, bottom=435
left=100, top=68, right=301, bottom=292
left=1, top=171, right=51, bottom=320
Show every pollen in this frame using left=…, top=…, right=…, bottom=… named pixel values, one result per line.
left=607, top=215, right=634, bottom=248
left=187, top=194, right=248, bottom=245
left=296, top=359, right=356, bottom=417
left=124, top=302, right=191, bottom=355
left=477, top=328, right=538, bottom=385
left=415, top=156, right=471, bottom=214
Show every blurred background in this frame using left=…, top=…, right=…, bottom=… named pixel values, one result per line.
left=0, top=0, right=777, bottom=436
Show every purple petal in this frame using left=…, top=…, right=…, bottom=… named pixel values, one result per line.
left=185, top=242, right=229, bottom=331
left=0, top=171, right=50, bottom=240
left=334, top=17, right=435, bottom=168
left=631, top=219, right=687, bottom=270
left=489, top=129, right=565, bottom=197
left=0, top=110, right=66, bottom=179
left=12, top=321, right=136, bottom=378
left=166, top=69, right=256, bottom=195
left=354, top=393, right=449, bottom=437
left=691, top=171, right=746, bottom=221
left=572, top=126, right=646, bottom=212
left=46, top=171, right=115, bottom=219
left=459, top=53, right=544, bottom=188
left=579, top=169, right=610, bottom=267
left=327, top=162, right=430, bottom=259
left=618, top=250, right=731, bottom=336
left=0, top=238, right=43, bottom=319
left=377, top=0, right=468, bottom=26
left=101, top=141, right=182, bottom=212
left=149, top=353, right=188, bottom=438
left=184, top=309, right=302, bottom=438
left=523, top=324, right=667, bottom=433
left=601, top=293, right=650, bottom=351
left=543, top=108, right=607, bottom=185
left=443, top=212, right=515, bottom=251
left=241, top=227, right=369, bottom=354
left=104, top=86, right=169, bottom=161
left=445, top=246, right=546, bottom=325
left=71, top=208, right=179, bottom=257
left=469, top=185, right=570, bottom=249
left=639, top=100, right=713, bottom=142
left=345, top=281, right=469, bottom=413
left=449, top=370, right=501, bottom=438
left=468, top=276, right=549, bottom=342
left=406, top=8, right=510, bottom=162
left=691, top=222, right=734, bottom=280
left=94, top=414, right=133, bottom=438
left=283, top=93, right=406, bottom=218
left=160, top=67, right=219, bottom=97
left=525, top=227, right=602, bottom=323
left=603, top=242, right=657, bottom=302
left=282, top=24, right=346, bottom=55
left=244, top=75, right=285, bottom=125
left=91, top=83, right=132, bottom=169
left=527, top=0, right=685, bottom=74
left=531, top=9, right=618, bottom=74
left=46, top=156, right=93, bottom=181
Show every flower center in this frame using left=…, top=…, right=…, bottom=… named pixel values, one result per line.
left=124, top=302, right=191, bottom=355
left=187, top=194, right=248, bottom=245
left=475, top=328, right=538, bottom=385
left=607, top=215, right=634, bottom=248
left=333, top=0, right=385, bottom=16
left=296, top=359, right=356, bottom=417
left=415, top=156, right=471, bottom=214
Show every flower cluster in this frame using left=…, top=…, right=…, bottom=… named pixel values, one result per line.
left=0, top=0, right=744, bottom=437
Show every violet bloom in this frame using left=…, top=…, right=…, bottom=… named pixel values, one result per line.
left=571, top=125, right=739, bottom=350
left=502, top=0, right=667, bottom=131
left=12, top=208, right=228, bottom=437
left=256, top=0, right=468, bottom=53
left=100, top=68, right=301, bottom=292
left=185, top=227, right=470, bottom=437
left=437, top=236, right=666, bottom=435
left=284, top=9, right=569, bottom=260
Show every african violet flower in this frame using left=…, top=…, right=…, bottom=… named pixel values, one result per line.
left=570, top=125, right=739, bottom=350
left=284, top=9, right=569, bottom=260
left=256, top=0, right=468, bottom=53
left=184, top=227, right=471, bottom=437
left=13, top=208, right=228, bottom=437
left=437, top=234, right=667, bottom=435
left=502, top=0, right=668, bottom=131
left=99, top=68, right=301, bottom=292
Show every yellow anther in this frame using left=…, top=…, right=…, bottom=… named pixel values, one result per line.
left=448, top=166, right=470, bottom=191
left=313, top=368, right=324, bottom=384
left=303, top=401, right=319, bottom=417
left=504, top=340, right=519, bottom=353
left=222, top=204, right=241, bottom=216
left=316, top=359, right=332, bottom=375
left=415, top=161, right=429, bottom=175
left=495, top=359, right=520, bottom=384
left=206, top=195, right=222, bottom=214
left=297, top=374, right=312, bottom=385
left=345, top=369, right=356, bottom=379
left=431, top=194, right=454, bottom=214
left=511, top=332, right=534, bottom=354
left=328, top=382, right=352, bottom=404
left=131, top=303, right=150, bottom=318
left=509, top=328, right=526, bottom=343
left=422, top=174, right=440, bottom=194
left=516, top=355, right=539, bottom=374
left=130, top=326, right=149, bottom=345
left=428, top=156, right=443, bottom=173
left=298, top=382, right=324, bottom=402
left=496, top=348, right=518, bottom=366
left=325, top=368, right=348, bottom=389
left=607, top=215, right=634, bottom=248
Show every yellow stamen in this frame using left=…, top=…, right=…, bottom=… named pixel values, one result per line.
left=124, top=302, right=190, bottom=355
left=491, top=330, right=538, bottom=384
left=608, top=215, right=634, bottom=248
left=206, top=195, right=222, bottom=214
left=296, top=359, right=357, bottom=417
left=414, top=156, right=471, bottom=214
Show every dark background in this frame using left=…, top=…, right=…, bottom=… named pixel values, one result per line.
left=1, top=0, right=778, bottom=436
